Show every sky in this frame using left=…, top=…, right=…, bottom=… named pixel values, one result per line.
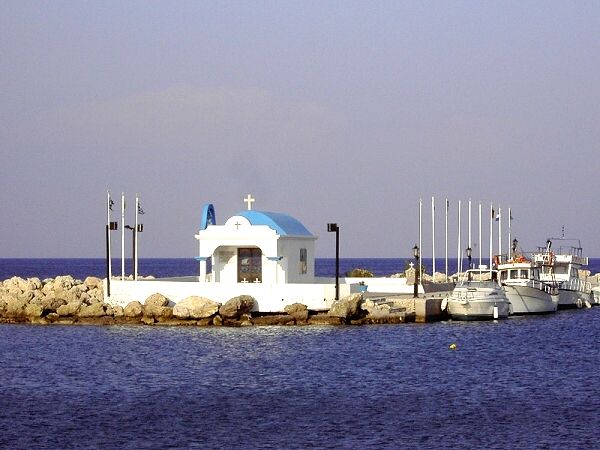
left=1, top=1, right=599, bottom=258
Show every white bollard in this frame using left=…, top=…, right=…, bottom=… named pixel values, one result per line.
left=493, top=305, right=499, bottom=319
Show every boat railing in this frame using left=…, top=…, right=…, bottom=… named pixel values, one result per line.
left=525, top=279, right=559, bottom=296
left=563, top=278, right=592, bottom=293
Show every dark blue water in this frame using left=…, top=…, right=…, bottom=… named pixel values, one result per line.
left=1, top=310, right=599, bottom=449
left=2, top=257, right=600, bottom=280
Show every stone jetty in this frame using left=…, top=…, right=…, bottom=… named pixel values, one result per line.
left=0, top=275, right=436, bottom=326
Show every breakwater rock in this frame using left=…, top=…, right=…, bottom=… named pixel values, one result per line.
left=0, top=275, right=417, bottom=326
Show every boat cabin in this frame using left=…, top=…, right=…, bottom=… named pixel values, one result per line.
left=498, top=263, right=540, bottom=283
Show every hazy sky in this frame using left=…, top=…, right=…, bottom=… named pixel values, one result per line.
left=2, top=1, right=599, bottom=258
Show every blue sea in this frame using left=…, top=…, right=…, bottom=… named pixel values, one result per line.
left=1, top=259, right=599, bottom=449
left=1, top=257, right=599, bottom=280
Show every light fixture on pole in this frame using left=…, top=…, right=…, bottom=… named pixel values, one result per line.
left=413, top=244, right=420, bottom=298
left=327, top=223, right=340, bottom=301
left=124, top=223, right=143, bottom=278
left=511, top=238, right=518, bottom=259
left=466, top=246, right=472, bottom=270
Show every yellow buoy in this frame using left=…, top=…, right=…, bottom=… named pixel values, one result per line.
left=449, top=343, right=457, bottom=350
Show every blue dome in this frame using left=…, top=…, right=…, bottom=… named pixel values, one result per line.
left=237, top=211, right=314, bottom=237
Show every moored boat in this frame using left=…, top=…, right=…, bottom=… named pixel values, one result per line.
left=497, top=256, right=558, bottom=314
left=447, top=267, right=511, bottom=320
left=532, top=238, right=593, bottom=309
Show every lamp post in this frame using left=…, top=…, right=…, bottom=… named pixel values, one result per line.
left=413, top=244, right=420, bottom=298
left=327, top=223, right=340, bottom=301
left=511, top=238, right=518, bottom=259
left=105, top=220, right=118, bottom=297
left=125, top=223, right=144, bottom=279
left=466, top=246, right=472, bottom=270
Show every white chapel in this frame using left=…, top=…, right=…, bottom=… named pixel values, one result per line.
left=195, top=195, right=317, bottom=285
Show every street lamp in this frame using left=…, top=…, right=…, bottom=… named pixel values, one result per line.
left=413, top=244, right=420, bottom=298
left=327, top=223, right=340, bottom=301
left=466, top=246, right=472, bottom=270
left=105, top=220, right=118, bottom=297
left=511, top=238, right=518, bottom=259
left=125, top=223, right=144, bottom=279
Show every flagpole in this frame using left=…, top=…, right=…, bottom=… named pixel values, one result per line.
left=498, top=207, right=502, bottom=261
left=135, top=194, right=139, bottom=280
left=121, top=192, right=125, bottom=279
left=106, top=191, right=112, bottom=297
left=431, top=196, right=435, bottom=279
left=468, top=199, right=472, bottom=254
left=457, top=200, right=462, bottom=274
left=508, top=207, right=512, bottom=259
left=419, top=198, right=422, bottom=278
left=445, top=198, right=448, bottom=282
left=489, top=203, right=493, bottom=275
left=478, top=202, right=482, bottom=268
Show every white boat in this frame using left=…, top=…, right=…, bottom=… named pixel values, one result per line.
left=592, top=286, right=600, bottom=306
left=447, top=267, right=511, bottom=320
left=497, top=256, right=558, bottom=315
left=532, top=238, right=593, bottom=309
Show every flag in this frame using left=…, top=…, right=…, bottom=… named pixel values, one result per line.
left=495, top=212, right=501, bottom=221
left=138, top=203, right=145, bottom=215
left=491, top=208, right=495, bottom=219
left=109, top=197, right=114, bottom=211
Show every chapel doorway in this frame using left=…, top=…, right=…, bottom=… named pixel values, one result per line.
left=238, top=248, right=262, bottom=283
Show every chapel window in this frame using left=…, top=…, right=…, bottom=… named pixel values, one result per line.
left=300, top=248, right=307, bottom=274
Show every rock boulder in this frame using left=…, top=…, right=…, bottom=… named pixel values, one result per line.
left=328, top=293, right=363, bottom=319
left=144, top=293, right=170, bottom=318
left=284, top=303, right=309, bottom=321
left=173, top=296, right=220, bottom=319
left=56, top=300, right=83, bottom=317
left=78, top=302, right=106, bottom=318
left=124, top=301, right=143, bottom=318
left=219, top=295, right=255, bottom=319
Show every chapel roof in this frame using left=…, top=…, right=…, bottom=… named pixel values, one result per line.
left=236, top=210, right=314, bottom=237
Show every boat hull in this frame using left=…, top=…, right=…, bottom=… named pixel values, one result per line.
left=504, top=285, right=557, bottom=315
left=593, top=288, right=600, bottom=306
left=558, top=288, right=592, bottom=309
left=448, top=299, right=510, bottom=320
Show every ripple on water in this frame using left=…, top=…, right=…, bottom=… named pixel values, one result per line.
left=1, top=310, right=599, bottom=449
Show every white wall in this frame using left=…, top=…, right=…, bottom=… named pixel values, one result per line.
left=105, top=279, right=358, bottom=313
left=278, top=238, right=316, bottom=283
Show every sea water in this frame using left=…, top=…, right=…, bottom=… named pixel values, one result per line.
left=0, top=310, right=599, bottom=449
left=1, top=259, right=599, bottom=448
left=1, top=257, right=599, bottom=280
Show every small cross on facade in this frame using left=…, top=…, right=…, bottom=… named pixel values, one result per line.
left=234, top=221, right=241, bottom=230
left=244, top=194, right=255, bottom=210
left=409, top=262, right=414, bottom=269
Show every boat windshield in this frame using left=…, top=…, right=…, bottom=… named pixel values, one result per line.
left=458, top=270, right=499, bottom=288
left=459, top=279, right=498, bottom=289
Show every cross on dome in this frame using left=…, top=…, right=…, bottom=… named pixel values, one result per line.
left=244, top=194, right=255, bottom=210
